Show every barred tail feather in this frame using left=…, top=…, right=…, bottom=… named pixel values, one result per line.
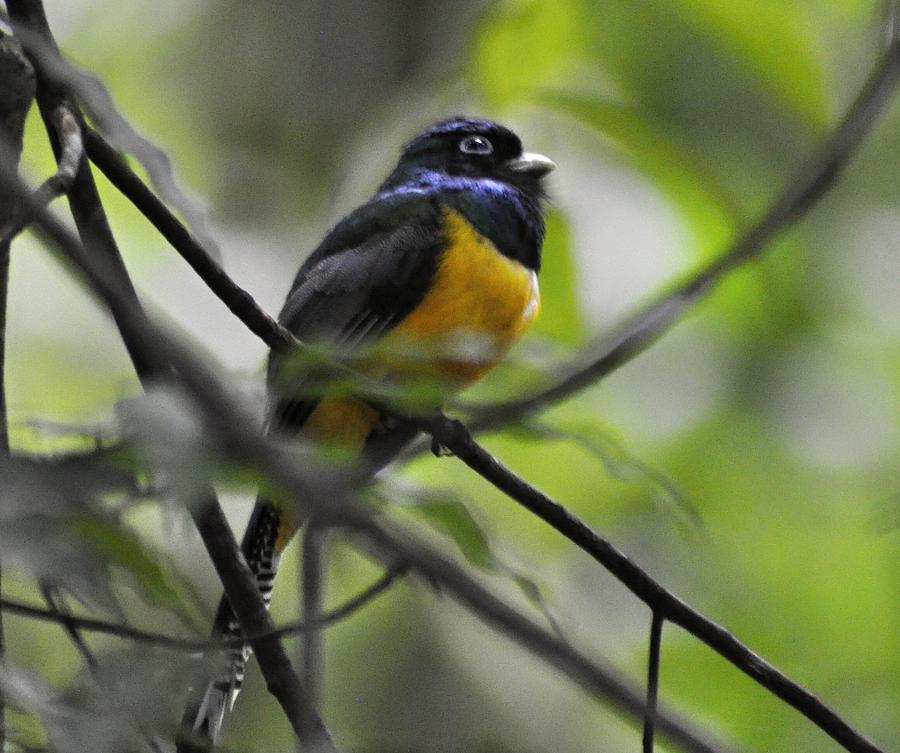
left=178, top=502, right=287, bottom=751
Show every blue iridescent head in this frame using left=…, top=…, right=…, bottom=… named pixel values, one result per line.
left=379, top=117, right=555, bottom=199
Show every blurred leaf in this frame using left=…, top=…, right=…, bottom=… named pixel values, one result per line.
left=472, top=0, right=588, bottom=107
left=531, top=211, right=585, bottom=345
left=404, top=494, right=496, bottom=571
left=544, top=92, right=735, bottom=256
left=511, top=418, right=701, bottom=529
left=0, top=455, right=195, bottom=620
left=667, top=0, right=829, bottom=128
left=0, top=456, right=133, bottom=613
left=386, top=482, right=562, bottom=632
left=2, top=650, right=205, bottom=753
left=69, top=516, right=196, bottom=622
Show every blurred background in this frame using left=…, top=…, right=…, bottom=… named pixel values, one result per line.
left=2, top=0, right=898, bottom=751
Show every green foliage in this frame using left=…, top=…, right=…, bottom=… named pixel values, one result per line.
left=667, top=0, right=830, bottom=127
left=472, top=0, right=589, bottom=108
left=530, top=211, right=585, bottom=345
left=380, top=480, right=560, bottom=629
left=543, top=93, right=735, bottom=255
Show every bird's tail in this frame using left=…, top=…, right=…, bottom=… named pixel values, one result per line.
left=178, top=501, right=288, bottom=751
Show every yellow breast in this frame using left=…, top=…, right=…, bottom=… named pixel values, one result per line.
left=385, top=206, right=540, bottom=382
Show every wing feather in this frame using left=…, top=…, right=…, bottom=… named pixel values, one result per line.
left=268, top=195, right=444, bottom=432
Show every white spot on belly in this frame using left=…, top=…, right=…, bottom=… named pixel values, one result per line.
left=523, top=270, right=540, bottom=320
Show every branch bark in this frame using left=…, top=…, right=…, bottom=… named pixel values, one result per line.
left=0, top=30, right=36, bottom=753
left=419, top=414, right=883, bottom=753
left=0, top=564, right=408, bottom=651
left=3, top=5, right=896, bottom=752
left=0, top=103, right=81, bottom=245
left=4, top=3, right=334, bottom=749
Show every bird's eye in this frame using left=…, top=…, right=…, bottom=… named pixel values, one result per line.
left=459, top=135, right=493, bottom=156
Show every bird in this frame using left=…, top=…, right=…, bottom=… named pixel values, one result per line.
left=178, top=116, right=555, bottom=748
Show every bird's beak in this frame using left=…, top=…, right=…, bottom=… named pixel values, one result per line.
left=505, top=152, right=557, bottom=178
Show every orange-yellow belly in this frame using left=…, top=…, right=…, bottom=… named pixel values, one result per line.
left=303, top=206, right=540, bottom=450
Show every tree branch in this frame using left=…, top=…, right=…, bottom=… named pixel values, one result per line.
left=643, top=612, right=664, bottom=753
left=6, top=0, right=160, bottom=379
left=38, top=584, right=98, bottom=669
left=0, top=564, right=409, bottom=652
left=418, top=414, right=883, bottom=753
left=0, top=29, right=36, bottom=753
left=82, top=127, right=293, bottom=352
left=0, top=104, right=81, bottom=246
left=4, top=3, right=335, bottom=748
left=4, top=6, right=894, bottom=751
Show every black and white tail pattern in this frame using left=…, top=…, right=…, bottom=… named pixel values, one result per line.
left=181, top=502, right=284, bottom=748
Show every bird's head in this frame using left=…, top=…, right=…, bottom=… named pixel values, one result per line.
left=380, top=116, right=555, bottom=197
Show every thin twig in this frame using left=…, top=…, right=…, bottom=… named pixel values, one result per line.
left=418, top=413, right=883, bottom=753
left=39, top=584, right=98, bottom=669
left=38, top=586, right=168, bottom=753
left=0, top=104, right=81, bottom=246
left=4, top=6, right=894, bottom=751
left=6, top=0, right=155, bottom=379
left=82, top=127, right=293, bottom=352
left=270, top=562, right=409, bottom=642
left=1, top=595, right=208, bottom=650
left=643, top=612, right=664, bottom=753
left=0, top=565, right=409, bottom=652
left=6, top=5, right=337, bottom=748
left=4, top=14, right=213, bottom=247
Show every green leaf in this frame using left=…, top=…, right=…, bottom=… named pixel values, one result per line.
left=471, top=0, right=588, bottom=108
left=531, top=211, right=585, bottom=345
left=68, top=516, right=196, bottom=622
left=544, top=92, right=735, bottom=258
left=512, top=418, right=702, bottom=530
left=404, top=494, right=497, bottom=571
left=666, top=0, right=829, bottom=128
left=386, top=482, right=562, bottom=633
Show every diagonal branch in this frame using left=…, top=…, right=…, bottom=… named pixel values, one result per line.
left=5, top=3, right=334, bottom=749
left=82, top=127, right=294, bottom=352
left=6, top=0, right=156, bottom=379
left=4, top=5, right=895, bottom=752
left=418, top=413, right=883, bottom=753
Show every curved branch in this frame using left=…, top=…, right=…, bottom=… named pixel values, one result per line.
left=0, top=565, right=409, bottom=652
left=0, top=104, right=81, bottom=246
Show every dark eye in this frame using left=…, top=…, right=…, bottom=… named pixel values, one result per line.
left=459, top=135, right=493, bottom=156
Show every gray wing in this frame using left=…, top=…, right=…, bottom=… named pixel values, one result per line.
left=268, top=219, right=444, bottom=432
